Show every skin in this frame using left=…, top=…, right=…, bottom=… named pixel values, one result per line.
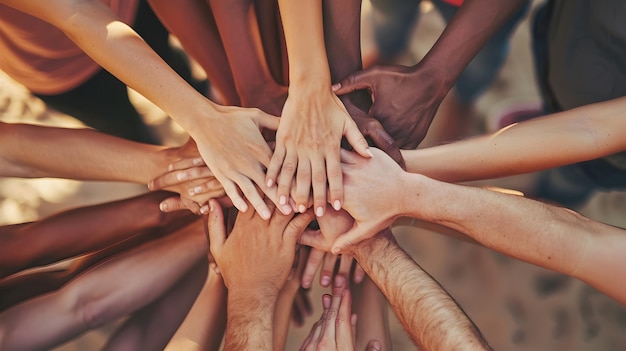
left=206, top=199, right=315, bottom=350
left=0, top=220, right=208, bottom=351
left=0, top=0, right=284, bottom=218
left=334, top=148, right=626, bottom=306
left=268, top=0, right=372, bottom=218
left=333, top=0, right=527, bottom=148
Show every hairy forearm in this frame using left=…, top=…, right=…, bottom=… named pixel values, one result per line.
left=403, top=97, right=626, bottom=181
left=408, top=174, right=626, bottom=304
left=224, top=291, right=276, bottom=351
left=0, top=191, right=192, bottom=278
left=353, top=234, right=490, bottom=350
left=0, top=123, right=175, bottom=182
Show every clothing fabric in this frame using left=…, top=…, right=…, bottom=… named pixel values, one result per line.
left=0, top=0, right=139, bottom=95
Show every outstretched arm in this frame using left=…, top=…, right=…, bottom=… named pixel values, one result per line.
left=334, top=0, right=527, bottom=148
left=268, top=0, right=371, bottom=218
left=0, top=191, right=193, bottom=279
left=402, top=96, right=626, bottom=182
left=350, top=231, right=491, bottom=350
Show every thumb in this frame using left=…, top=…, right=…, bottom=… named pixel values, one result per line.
left=284, top=209, right=316, bottom=246
left=254, top=111, right=281, bottom=131
left=344, top=121, right=373, bottom=159
left=207, top=199, right=226, bottom=252
left=331, top=223, right=371, bottom=255
left=333, top=70, right=374, bottom=95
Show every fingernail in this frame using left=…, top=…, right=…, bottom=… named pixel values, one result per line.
left=333, top=200, right=341, bottom=211
left=298, top=204, right=306, bottom=213
left=260, top=209, right=271, bottom=220
left=354, top=274, right=364, bottom=284
left=168, top=164, right=174, bottom=172
left=267, top=178, right=274, bottom=188
left=208, top=201, right=215, bottom=213
left=332, top=247, right=341, bottom=255
left=372, top=341, right=381, bottom=351
left=366, top=148, right=374, bottom=158
left=188, top=188, right=195, bottom=196
left=159, top=203, right=168, bottom=211
left=281, top=205, right=292, bottom=215
left=332, top=83, right=341, bottom=91
left=323, top=294, right=331, bottom=308
left=193, top=186, right=202, bottom=194
left=279, top=195, right=287, bottom=205
left=321, top=276, right=330, bottom=287
left=237, top=201, right=248, bottom=212
left=193, top=157, right=203, bottom=165
left=302, top=280, right=311, bottom=289
left=147, top=182, right=154, bottom=191
left=176, top=172, right=186, bottom=181
left=200, top=205, right=209, bottom=215
left=315, top=206, right=324, bottom=217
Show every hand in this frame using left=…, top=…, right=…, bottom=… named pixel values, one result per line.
left=300, top=248, right=365, bottom=290
left=300, top=275, right=381, bottom=351
left=191, top=106, right=292, bottom=219
left=148, top=157, right=225, bottom=214
left=340, top=95, right=405, bottom=169
left=207, top=199, right=315, bottom=294
left=240, top=83, right=289, bottom=143
left=333, top=64, right=446, bottom=148
left=331, top=149, right=406, bottom=254
left=266, top=87, right=371, bottom=218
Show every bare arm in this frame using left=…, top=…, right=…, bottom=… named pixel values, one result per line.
left=0, top=191, right=192, bottom=279
left=350, top=232, right=491, bottom=350
left=402, top=96, right=626, bottom=181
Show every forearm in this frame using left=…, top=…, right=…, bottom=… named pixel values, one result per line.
left=403, top=97, right=626, bottom=181
left=278, top=0, right=330, bottom=87
left=148, top=0, right=239, bottom=105
left=209, top=0, right=279, bottom=100
left=408, top=174, right=626, bottom=303
left=224, top=291, right=276, bottom=351
left=0, top=123, right=174, bottom=182
left=352, top=234, right=490, bottom=350
left=2, top=0, right=220, bottom=132
left=412, top=0, right=527, bottom=97
left=0, top=191, right=192, bottom=278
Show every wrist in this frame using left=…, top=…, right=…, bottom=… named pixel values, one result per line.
left=352, top=230, right=397, bottom=261
left=409, top=60, right=452, bottom=102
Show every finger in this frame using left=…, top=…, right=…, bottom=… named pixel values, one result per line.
left=266, top=143, right=286, bottom=188
left=331, top=223, right=373, bottom=255
left=310, top=154, right=327, bottom=217
left=345, top=120, right=373, bottom=159
left=339, top=148, right=361, bottom=165
left=320, top=253, right=338, bottom=288
left=367, top=340, right=382, bottom=351
left=300, top=319, right=324, bottom=351
left=353, top=261, right=366, bottom=284
left=337, top=254, right=353, bottom=280
left=322, top=275, right=347, bottom=344
left=253, top=111, right=281, bottom=131
left=148, top=167, right=214, bottom=191
left=207, top=199, right=226, bottom=254
left=234, top=175, right=272, bottom=220
left=219, top=178, right=249, bottom=213
left=326, top=152, right=343, bottom=211
left=294, top=157, right=312, bottom=212
left=336, top=289, right=355, bottom=351
left=159, top=196, right=199, bottom=214
left=302, top=247, right=325, bottom=289
left=186, top=178, right=225, bottom=198
left=332, top=70, right=375, bottom=95
left=277, top=150, right=298, bottom=211
left=363, top=121, right=405, bottom=169
left=167, top=157, right=205, bottom=172
left=284, top=210, right=316, bottom=247
left=351, top=314, right=358, bottom=345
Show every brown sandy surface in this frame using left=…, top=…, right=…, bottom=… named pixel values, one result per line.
left=1, top=1, right=625, bottom=350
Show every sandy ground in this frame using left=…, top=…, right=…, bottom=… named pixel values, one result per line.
left=1, top=1, right=626, bottom=350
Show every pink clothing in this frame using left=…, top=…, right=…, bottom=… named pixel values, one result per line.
left=442, top=0, right=463, bottom=6
left=0, top=0, right=139, bottom=95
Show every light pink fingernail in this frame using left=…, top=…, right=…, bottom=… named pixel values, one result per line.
left=159, top=203, right=168, bottom=211
left=333, top=200, right=341, bottom=211
left=279, top=195, right=287, bottom=205
left=176, top=172, right=186, bottom=181
left=321, top=276, right=330, bottom=287
left=267, top=179, right=274, bottom=188
left=316, top=206, right=324, bottom=217
left=193, top=157, right=203, bottom=165
left=298, top=204, right=306, bottom=213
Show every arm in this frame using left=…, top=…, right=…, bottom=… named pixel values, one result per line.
left=0, top=0, right=283, bottom=218
left=402, top=96, right=626, bottom=182
left=267, top=0, right=371, bottom=217
left=334, top=0, right=527, bottom=148
left=147, top=0, right=239, bottom=105
left=208, top=0, right=287, bottom=116
left=0, top=191, right=193, bottom=279
left=206, top=200, right=315, bottom=350
left=351, top=232, right=491, bottom=350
